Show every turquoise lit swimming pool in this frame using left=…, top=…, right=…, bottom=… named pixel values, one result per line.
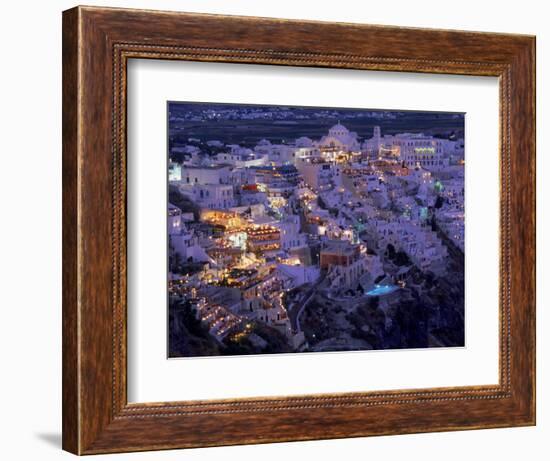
left=365, top=284, right=399, bottom=297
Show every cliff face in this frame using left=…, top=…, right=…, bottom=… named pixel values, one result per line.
left=169, top=299, right=294, bottom=358
left=299, top=235, right=464, bottom=352
left=169, top=301, right=221, bottom=358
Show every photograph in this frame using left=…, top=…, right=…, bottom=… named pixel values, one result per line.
left=167, top=102, right=466, bottom=358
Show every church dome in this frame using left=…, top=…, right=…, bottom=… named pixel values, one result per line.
left=328, top=122, right=349, bottom=136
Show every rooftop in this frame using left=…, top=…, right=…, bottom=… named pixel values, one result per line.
left=321, top=239, right=360, bottom=256
left=184, top=164, right=229, bottom=170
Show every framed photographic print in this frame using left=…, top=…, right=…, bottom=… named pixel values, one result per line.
left=62, top=6, right=536, bottom=455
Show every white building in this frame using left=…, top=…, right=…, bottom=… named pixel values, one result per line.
left=370, top=216, right=448, bottom=272
left=364, top=127, right=454, bottom=171
left=229, top=167, right=256, bottom=188
left=276, top=264, right=320, bottom=288
left=168, top=203, right=212, bottom=263
left=177, top=184, right=236, bottom=210
left=214, top=151, right=267, bottom=168
left=296, top=159, right=342, bottom=192
left=274, top=214, right=308, bottom=251
left=180, top=165, right=231, bottom=185
left=391, top=134, right=449, bottom=170
left=293, top=146, right=322, bottom=164
left=254, top=139, right=296, bottom=165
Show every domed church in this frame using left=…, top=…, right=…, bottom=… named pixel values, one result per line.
left=318, top=122, right=360, bottom=152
